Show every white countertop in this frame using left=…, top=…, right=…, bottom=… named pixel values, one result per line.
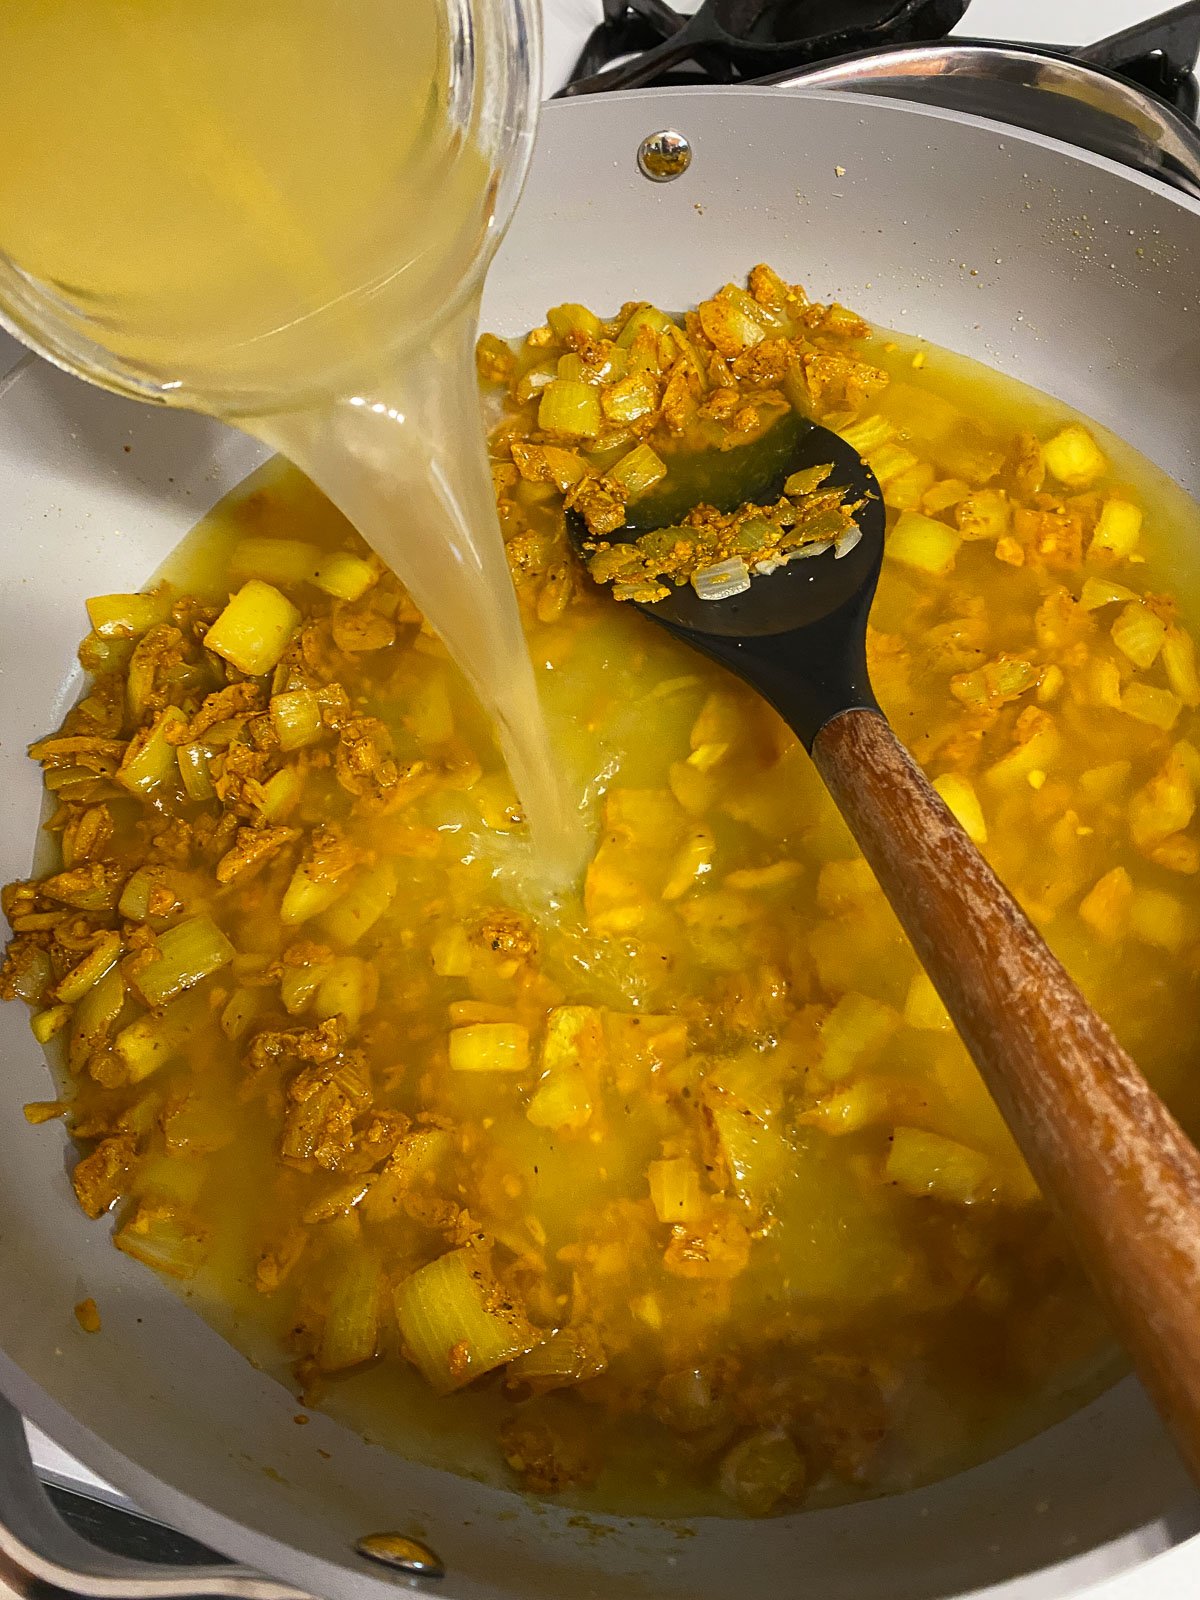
left=15, top=2, right=1200, bottom=1594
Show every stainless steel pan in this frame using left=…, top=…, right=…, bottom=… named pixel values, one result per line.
left=3, top=74, right=1200, bottom=1600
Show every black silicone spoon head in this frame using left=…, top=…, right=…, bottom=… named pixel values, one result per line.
left=566, top=414, right=887, bottom=748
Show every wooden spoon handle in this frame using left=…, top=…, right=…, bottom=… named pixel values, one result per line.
left=811, top=706, right=1200, bottom=1481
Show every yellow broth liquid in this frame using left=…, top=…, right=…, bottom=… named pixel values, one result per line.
left=9, top=310, right=1200, bottom=1519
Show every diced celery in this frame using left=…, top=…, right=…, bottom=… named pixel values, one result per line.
left=1037, top=664, right=1065, bottom=705
left=1043, top=425, right=1107, bottom=489
left=815, top=857, right=877, bottom=913
left=118, top=868, right=156, bottom=922
left=698, top=296, right=765, bottom=356
left=394, top=1248, right=539, bottom=1393
left=1089, top=658, right=1124, bottom=710
left=922, top=477, right=971, bottom=514
left=903, top=972, right=952, bottom=1032
left=313, top=957, right=379, bottom=1029
left=932, top=772, right=988, bottom=845
left=1173, top=741, right=1200, bottom=785
left=279, top=961, right=329, bottom=1015
left=719, top=281, right=784, bottom=331
left=668, top=759, right=717, bottom=816
left=161, top=1090, right=237, bottom=1156
left=615, top=305, right=675, bottom=350
left=176, top=742, right=215, bottom=802
left=258, top=764, right=304, bottom=823
left=648, top=1157, right=705, bottom=1223
left=1079, top=867, right=1133, bottom=941
left=1111, top=603, right=1167, bottom=669
left=547, top=302, right=603, bottom=341
left=86, top=589, right=171, bottom=639
left=1129, top=887, right=1188, bottom=951
left=887, top=510, right=961, bottom=576
left=541, top=446, right=590, bottom=491
left=114, top=1002, right=197, bottom=1081
left=6, top=946, right=53, bottom=1005
left=818, top=993, right=899, bottom=1082
left=117, top=705, right=188, bottom=796
left=718, top=1428, right=807, bottom=1518
left=865, top=441, right=919, bottom=488
left=526, top=1065, right=592, bottom=1130
left=281, top=861, right=350, bottom=925
left=230, top=537, right=321, bottom=587
left=318, top=1254, right=384, bottom=1372
left=1129, top=746, right=1196, bottom=851
left=662, top=823, right=716, bottom=900
left=476, top=330, right=515, bottom=385
left=404, top=672, right=454, bottom=744
left=1121, top=682, right=1181, bottom=731
left=55, top=931, right=121, bottom=1004
left=362, top=1129, right=452, bottom=1223
left=601, top=374, right=659, bottom=425
left=220, top=986, right=268, bottom=1040
left=204, top=580, right=301, bottom=676
left=956, top=489, right=1011, bottom=542
left=884, top=461, right=936, bottom=512
left=886, top=1127, right=992, bottom=1203
left=709, top=1100, right=789, bottom=1210
left=31, top=1005, right=71, bottom=1044
left=514, top=358, right=557, bottom=404
left=319, top=862, right=397, bottom=947
left=130, top=915, right=235, bottom=1008
left=449, top=1023, right=529, bottom=1073
left=42, top=765, right=96, bottom=793
left=839, top=414, right=895, bottom=455
left=1080, top=576, right=1138, bottom=611
left=541, top=1006, right=606, bottom=1074
left=1163, top=625, right=1200, bottom=706
left=68, top=965, right=126, bottom=1073
left=431, top=924, right=472, bottom=978
left=115, top=1200, right=208, bottom=1279
left=984, top=712, right=1061, bottom=789
left=1088, top=497, right=1142, bottom=560
left=609, top=442, right=667, bottom=498
left=505, top=1327, right=607, bottom=1392
left=269, top=689, right=323, bottom=751
left=538, top=379, right=603, bottom=439
left=313, top=551, right=378, bottom=602
left=556, top=353, right=593, bottom=385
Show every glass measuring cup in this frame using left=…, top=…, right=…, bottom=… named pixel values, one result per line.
left=0, top=1, right=582, bottom=876
left=0, top=0, right=539, bottom=413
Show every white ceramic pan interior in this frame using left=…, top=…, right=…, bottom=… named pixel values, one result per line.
left=2, top=87, right=1200, bottom=1600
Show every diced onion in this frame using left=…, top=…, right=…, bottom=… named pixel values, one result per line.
left=691, top=558, right=751, bottom=601
left=787, top=540, right=833, bottom=561
left=833, top=527, right=863, bottom=559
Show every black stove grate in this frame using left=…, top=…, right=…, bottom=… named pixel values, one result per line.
left=558, top=0, right=1200, bottom=118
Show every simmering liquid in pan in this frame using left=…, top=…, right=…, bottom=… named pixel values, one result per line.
left=3, top=269, right=1200, bottom=1516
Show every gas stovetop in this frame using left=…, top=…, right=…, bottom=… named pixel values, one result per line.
left=558, top=0, right=1200, bottom=110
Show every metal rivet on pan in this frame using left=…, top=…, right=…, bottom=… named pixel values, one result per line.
left=356, top=1533, right=446, bottom=1579
left=637, top=129, right=692, bottom=182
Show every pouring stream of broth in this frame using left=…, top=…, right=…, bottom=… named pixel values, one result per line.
left=0, top=0, right=583, bottom=882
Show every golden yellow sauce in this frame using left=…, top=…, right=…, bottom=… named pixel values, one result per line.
left=4, top=272, right=1199, bottom=1518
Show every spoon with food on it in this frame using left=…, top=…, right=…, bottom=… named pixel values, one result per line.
left=567, top=410, right=1200, bottom=1486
